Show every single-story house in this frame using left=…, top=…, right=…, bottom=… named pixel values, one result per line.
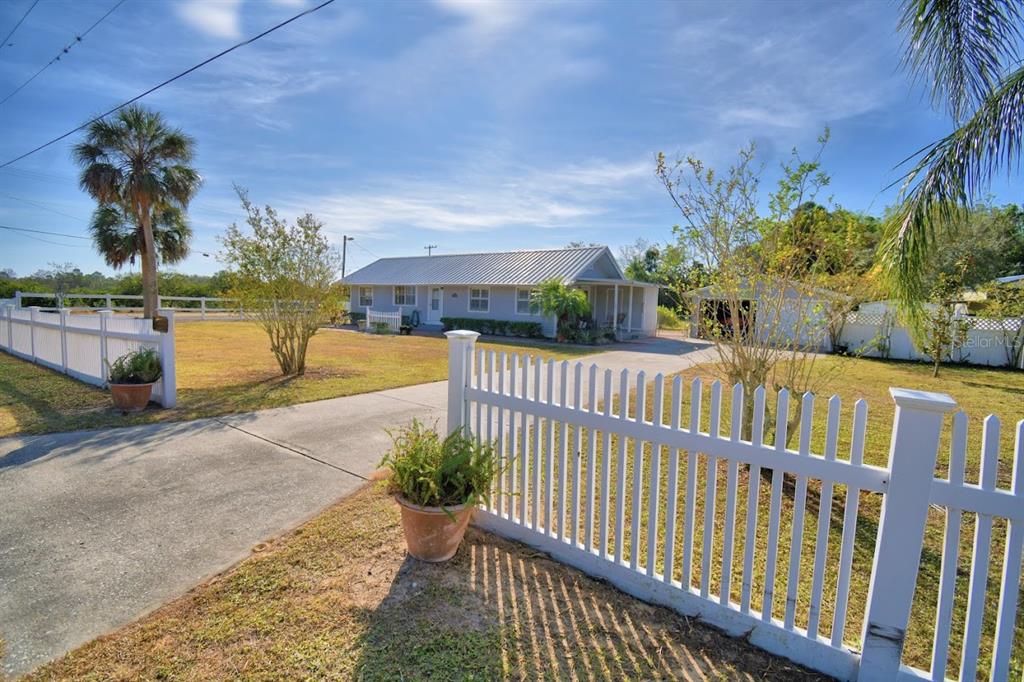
left=341, top=246, right=659, bottom=338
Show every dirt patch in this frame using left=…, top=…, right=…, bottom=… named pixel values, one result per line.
left=25, top=486, right=830, bottom=681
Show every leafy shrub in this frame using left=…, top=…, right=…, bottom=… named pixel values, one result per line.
left=440, top=317, right=542, bottom=338
left=371, top=321, right=392, bottom=335
left=379, top=420, right=498, bottom=509
left=658, top=305, right=685, bottom=330
left=107, top=348, right=162, bottom=384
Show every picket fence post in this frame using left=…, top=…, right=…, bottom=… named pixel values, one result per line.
left=158, top=308, right=177, bottom=408
left=445, top=330, right=479, bottom=435
left=14, top=291, right=22, bottom=309
left=857, top=388, right=957, bottom=681
left=4, top=303, right=13, bottom=350
left=58, top=307, right=70, bottom=372
left=27, top=306, right=40, bottom=362
left=98, top=309, right=113, bottom=384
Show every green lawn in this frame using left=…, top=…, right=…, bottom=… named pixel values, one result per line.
left=0, top=321, right=596, bottom=438
left=496, top=356, right=1024, bottom=680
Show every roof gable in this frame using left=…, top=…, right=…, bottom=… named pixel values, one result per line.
left=343, top=246, right=616, bottom=286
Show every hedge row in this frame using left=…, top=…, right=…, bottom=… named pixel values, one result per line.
left=440, top=317, right=543, bottom=338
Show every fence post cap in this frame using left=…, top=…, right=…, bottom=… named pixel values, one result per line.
left=98, top=309, right=114, bottom=316
left=27, top=305, right=41, bottom=311
left=444, top=330, right=481, bottom=341
left=889, top=387, right=957, bottom=413
left=58, top=307, right=72, bottom=314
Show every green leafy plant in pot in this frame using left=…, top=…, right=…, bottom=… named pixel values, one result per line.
left=106, top=347, right=162, bottom=412
left=379, top=419, right=498, bottom=562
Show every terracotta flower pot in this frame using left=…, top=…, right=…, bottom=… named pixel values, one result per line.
left=109, top=382, right=154, bottom=412
left=395, top=496, right=475, bottom=562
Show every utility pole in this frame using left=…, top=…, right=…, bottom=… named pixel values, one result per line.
left=341, top=235, right=355, bottom=277
left=424, top=244, right=438, bottom=256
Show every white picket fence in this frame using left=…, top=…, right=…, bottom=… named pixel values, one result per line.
left=14, top=291, right=242, bottom=319
left=366, top=308, right=402, bottom=332
left=0, top=305, right=177, bottom=407
left=444, top=330, right=1024, bottom=682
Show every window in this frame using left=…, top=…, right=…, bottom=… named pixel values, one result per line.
left=393, top=286, right=416, bottom=306
left=516, top=288, right=540, bottom=315
left=358, top=287, right=373, bottom=307
left=469, top=287, right=489, bottom=312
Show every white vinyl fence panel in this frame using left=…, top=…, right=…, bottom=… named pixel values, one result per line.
left=0, top=305, right=177, bottom=407
left=840, top=311, right=1024, bottom=369
left=443, top=331, right=1024, bottom=682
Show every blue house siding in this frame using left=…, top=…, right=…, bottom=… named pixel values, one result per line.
left=350, top=284, right=556, bottom=336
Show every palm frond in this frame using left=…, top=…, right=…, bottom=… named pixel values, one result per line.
left=152, top=206, right=192, bottom=264
left=88, top=203, right=193, bottom=268
left=89, top=205, right=137, bottom=269
left=898, top=0, right=1023, bottom=120
left=882, top=64, right=1024, bottom=321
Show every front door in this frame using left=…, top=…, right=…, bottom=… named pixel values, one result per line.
left=427, top=287, right=443, bottom=324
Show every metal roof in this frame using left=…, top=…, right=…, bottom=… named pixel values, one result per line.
left=342, top=246, right=622, bottom=286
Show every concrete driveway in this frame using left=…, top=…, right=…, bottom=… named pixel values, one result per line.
left=0, top=335, right=714, bottom=675
left=0, top=382, right=446, bottom=676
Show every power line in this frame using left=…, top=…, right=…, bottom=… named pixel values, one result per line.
left=0, top=0, right=336, bottom=170
left=352, top=240, right=380, bottom=259
left=0, top=193, right=86, bottom=221
left=0, top=223, right=90, bottom=239
left=0, top=0, right=40, bottom=51
left=7, top=229, right=86, bottom=248
left=0, top=0, right=127, bottom=107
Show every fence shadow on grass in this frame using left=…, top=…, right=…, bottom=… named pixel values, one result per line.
left=349, top=526, right=827, bottom=681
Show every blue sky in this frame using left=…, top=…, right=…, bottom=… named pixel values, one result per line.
left=0, top=0, right=1014, bottom=277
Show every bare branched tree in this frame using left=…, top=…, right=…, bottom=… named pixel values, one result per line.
left=657, top=132, right=847, bottom=443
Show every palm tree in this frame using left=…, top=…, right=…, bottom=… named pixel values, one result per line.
left=883, top=0, right=1024, bottom=323
left=89, top=204, right=193, bottom=270
left=73, top=105, right=201, bottom=318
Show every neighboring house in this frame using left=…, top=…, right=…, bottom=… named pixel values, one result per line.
left=341, top=246, right=659, bottom=338
left=684, top=281, right=842, bottom=351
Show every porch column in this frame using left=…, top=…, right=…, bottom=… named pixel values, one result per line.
left=613, top=285, right=619, bottom=332
left=627, top=286, right=633, bottom=331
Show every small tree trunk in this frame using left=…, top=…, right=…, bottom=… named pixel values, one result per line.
left=932, top=358, right=941, bottom=378
left=139, top=200, right=159, bottom=319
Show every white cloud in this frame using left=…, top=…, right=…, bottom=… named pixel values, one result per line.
left=665, top=2, right=901, bottom=143
left=348, top=2, right=603, bottom=114
left=279, top=156, right=653, bottom=239
left=434, top=0, right=535, bottom=35
left=176, top=0, right=243, bottom=40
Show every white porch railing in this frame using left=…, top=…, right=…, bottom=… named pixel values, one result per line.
left=444, top=330, right=1024, bottom=682
left=366, top=308, right=402, bottom=333
left=0, top=305, right=177, bottom=407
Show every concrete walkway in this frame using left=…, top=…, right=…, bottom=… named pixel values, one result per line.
left=0, top=336, right=715, bottom=675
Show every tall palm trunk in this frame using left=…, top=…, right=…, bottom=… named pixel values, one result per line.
left=139, top=199, right=159, bottom=319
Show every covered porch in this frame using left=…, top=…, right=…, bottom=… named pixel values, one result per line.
left=576, top=278, right=659, bottom=339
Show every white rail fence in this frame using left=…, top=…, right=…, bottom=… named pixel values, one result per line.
left=366, top=308, right=402, bottom=332
left=444, top=330, right=1024, bottom=682
left=0, top=305, right=177, bottom=407
left=14, top=291, right=242, bottom=319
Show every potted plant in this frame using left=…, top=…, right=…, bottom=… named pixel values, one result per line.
left=107, top=347, right=162, bottom=412
left=379, top=420, right=497, bottom=562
